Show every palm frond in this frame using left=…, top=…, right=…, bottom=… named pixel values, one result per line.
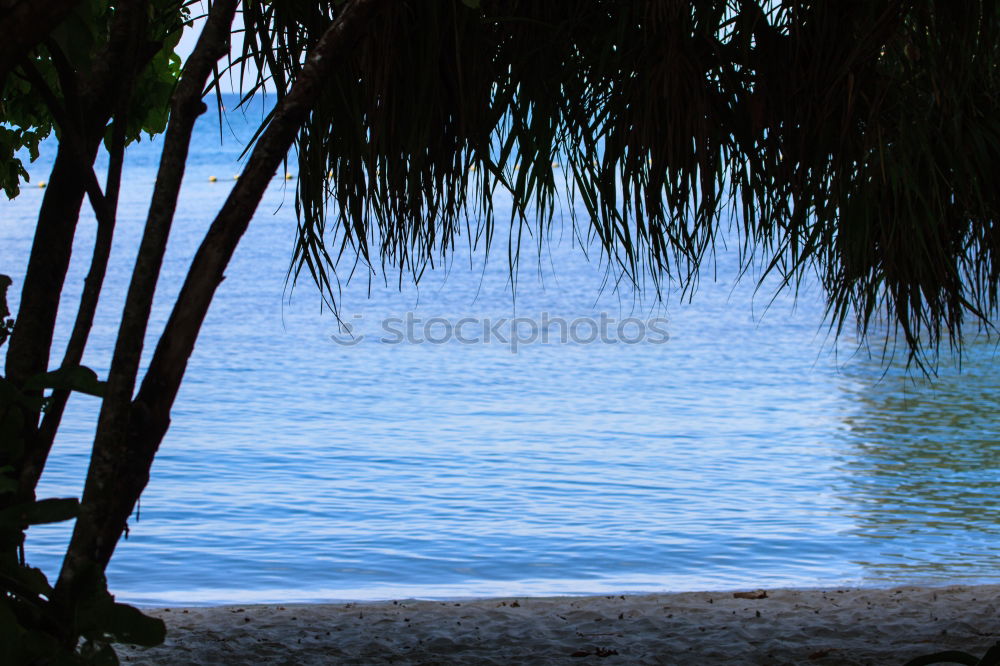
left=229, top=0, right=1000, bottom=363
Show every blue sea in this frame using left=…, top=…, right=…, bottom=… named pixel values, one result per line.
left=2, top=95, right=999, bottom=606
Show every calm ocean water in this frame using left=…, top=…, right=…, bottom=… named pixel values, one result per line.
left=2, top=95, right=999, bottom=605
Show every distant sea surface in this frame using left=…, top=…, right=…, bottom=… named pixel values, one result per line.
left=2, top=95, right=999, bottom=605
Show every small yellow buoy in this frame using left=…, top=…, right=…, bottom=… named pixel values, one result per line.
left=38, top=181, right=47, bottom=188
left=233, top=174, right=240, bottom=180
left=285, top=172, right=294, bottom=180
left=208, top=175, right=217, bottom=182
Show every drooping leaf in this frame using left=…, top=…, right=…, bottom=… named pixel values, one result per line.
left=25, top=366, right=106, bottom=398
left=105, top=602, right=167, bottom=647
left=0, top=497, right=80, bottom=528
left=233, top=0, right=1000, bottom=367
left=25, top=497, right=80, bottom=525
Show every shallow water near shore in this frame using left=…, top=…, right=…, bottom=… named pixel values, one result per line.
left=2, top=94, right=999, bottom=606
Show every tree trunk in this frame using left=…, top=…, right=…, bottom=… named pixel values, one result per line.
left=56, top=0, right=389, bottom=593
left=53, top=0, right=239, bottom=598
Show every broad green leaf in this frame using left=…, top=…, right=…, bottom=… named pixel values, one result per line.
left=26, top=497, right=80, bottom=525
left=0, top=497, right=80, bottom=527
left=25, top=366, right=106, bottom=398
left=106, top=602, right=167, bottom=647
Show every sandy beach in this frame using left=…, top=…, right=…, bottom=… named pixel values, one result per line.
left=117, top=585, right=1000, bottom=665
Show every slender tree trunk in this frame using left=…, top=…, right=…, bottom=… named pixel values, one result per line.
left=56, top=0, right=389, bottom=593
left=4, top=143, right=96, bottom=392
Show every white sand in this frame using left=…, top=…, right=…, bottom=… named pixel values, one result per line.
left=118, top=585, right=1000, bottom=665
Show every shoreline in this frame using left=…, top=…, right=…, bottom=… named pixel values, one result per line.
left=119, top=584, right=1000, bottom=665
